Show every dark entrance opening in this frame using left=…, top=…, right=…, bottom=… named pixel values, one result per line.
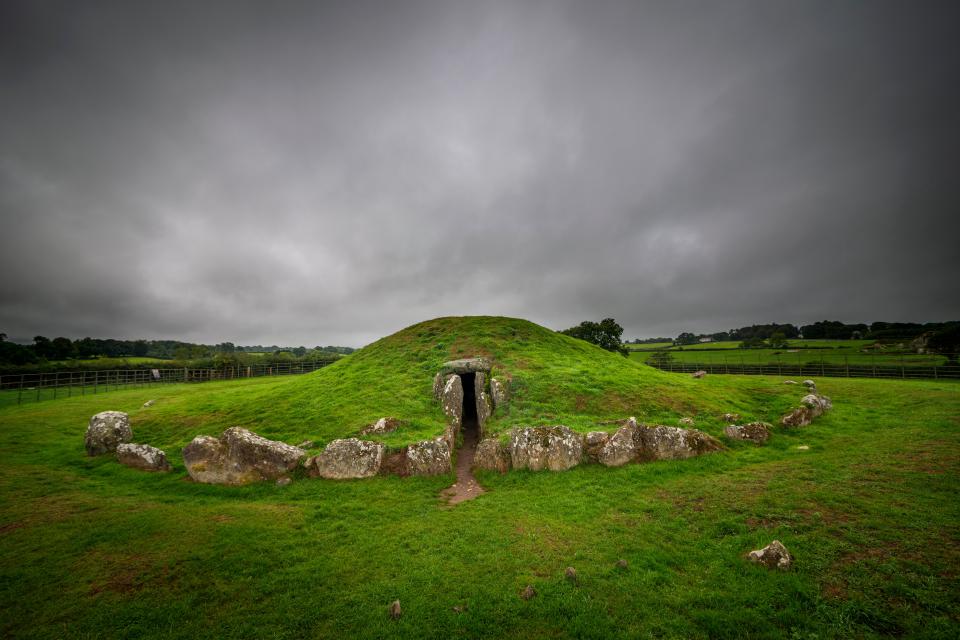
left=460, top=372, right=477, bottom=425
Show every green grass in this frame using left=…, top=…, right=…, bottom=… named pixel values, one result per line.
left=46, top=356, right=172, bottom=366
left=1, top=316, right=958, bottom=638
left=626, top=341, right=675, bottom=350
left=630, top=341, right=947, bottom=368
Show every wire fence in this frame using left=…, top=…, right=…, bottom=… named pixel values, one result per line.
left=0, top=361, right=332, bottom=405
left=647, top=355, right=960, bottom=380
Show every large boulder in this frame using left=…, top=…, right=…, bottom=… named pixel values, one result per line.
left=183, top=427, right=306, bottom=485
left=441, top=357, right=492, bottom=375
left=635, top=424, right=723, bottom=461
left=405, top=437, right=452, bottom=476
left=85, top=411, right=133, bottom=456
left=490, top=377, right=508, bottom=411
left=509, top=426, right=584, bottom=471
left=440, top=375, right=464, bottom=428
left=597, top=419, right=639, bottom=467
left=116, top=443, right=172, bottom=471
left=748, top=540, right=793, bottom=570
left=724, top=422, right=772, bottom=444
left=310, top=438, right=384, bottom=479
left=781, top=393, right=832, bottom=427
left=473, top=437, right=510, bottom=473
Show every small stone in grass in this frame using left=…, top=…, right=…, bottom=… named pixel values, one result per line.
left=276, top=477, right=292, bottom=486
left=520, top=585, right=536, bottom=600
left=616, top=559, right=628, bottom=569
left=797, top=445, right=810, bottom=451
left=452, top=604, right=466, bottom=613
left=565, top=566, right=578, bottom=584
left=389, top=600, right=401, bottom=619
left=748, top=540, right=793, bottom=570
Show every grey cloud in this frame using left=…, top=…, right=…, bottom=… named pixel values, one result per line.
left=1, top=0, right=957, bottom=346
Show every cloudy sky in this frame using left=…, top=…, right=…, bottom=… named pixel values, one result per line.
left=1, top=0, right=957, bottom=346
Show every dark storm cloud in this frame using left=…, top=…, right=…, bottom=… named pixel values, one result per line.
left=1, top=0, right=958, bottom=346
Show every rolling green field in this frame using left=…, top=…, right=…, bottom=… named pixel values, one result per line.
left=47, top=356, right=172, bottom=367
left=1, top=317, right=958, bottom=638
left=629, top=339, right=947, bottom=370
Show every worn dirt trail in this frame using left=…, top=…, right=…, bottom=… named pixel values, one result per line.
left=440, top=417, right=485, bottom=505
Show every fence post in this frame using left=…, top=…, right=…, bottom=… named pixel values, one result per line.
left=901, top=355, right=905, bottom=379
left=845, top=355, right=849, bottom=377
left=19, top=374, right=23, bottom=405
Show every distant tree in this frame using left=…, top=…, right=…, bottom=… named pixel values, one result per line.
left=292, top=346, right=307, bottom=357
left=216, top=342, right=236, bottom=354
left=132, top=340, right=149, bottom=357
left=561, top=318, right=629, bottom=356
left=740, top=336, right=767, bottom=348
left=33, top=336, right=53, bottom=359
left=928, top=325, right=960, bottom=365
left=51, top=337, right=75, bottom=360
left=0, top=334, right=36, bottom=365
left=768, top=332, right=788, bottom=349
left=648, top=351, right=675, bottom=368
left=674, top=332, right=698, bottom=346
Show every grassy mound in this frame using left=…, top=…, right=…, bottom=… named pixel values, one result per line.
left=127, top=316, right=807, bottom=452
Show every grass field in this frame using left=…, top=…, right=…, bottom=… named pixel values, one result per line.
left=47, top=356, right=172, bottom=367
left=1, top=317, right=958, bottom=638
left=629, top=340, right=948, bottom=370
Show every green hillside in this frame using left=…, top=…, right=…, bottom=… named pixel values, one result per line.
left=128, top=316, right=803, bottom=452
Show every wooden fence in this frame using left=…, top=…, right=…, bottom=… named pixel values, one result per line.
left=0, top=361, right=332, bottom=405
left=647, top=357, right=960, bottom=380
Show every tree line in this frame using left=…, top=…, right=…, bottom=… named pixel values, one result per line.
left=0, top=333, right=354, bottom=371
left=661, top=320, right=960, bottom=354
left=563, top=318, right=960, bottom=358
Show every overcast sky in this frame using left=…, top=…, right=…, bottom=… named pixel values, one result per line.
left=1, top=0, right=958, bottom=346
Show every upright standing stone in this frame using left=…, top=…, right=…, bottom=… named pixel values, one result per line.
left=116, top=443, right=172, bottom=471
left=309, top=438, right=385, bottom=479
left=490, top=377, right=508, bottom=411
left=441, top=374, right=464, bottom=428
left=509, top=426, right=584, bottom=471
left=182, top=427, right=306, bottom=485
left=85, top=411, right=133, bottom=456
left=597, top=418, right=639, bottom=467
left=635, top=424, right=723, bottom=461
left=405, top=437, right=452, bottom=475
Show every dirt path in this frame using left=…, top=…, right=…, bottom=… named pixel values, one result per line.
left=440, top=418, right=486, bottom=505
